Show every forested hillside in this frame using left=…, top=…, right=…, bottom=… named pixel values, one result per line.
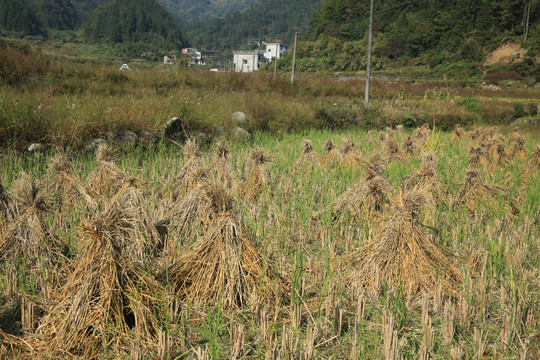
left=292, top=0, right=540, bottom=72
left=26, top=0, right=78, bottom=30
left=85, top=0, right=185, bottom=59
left=0, top=0, right=42, bottom=35
left=187, top=0, right=321, bottom=50
left=157, top=0, right=260, bottom=27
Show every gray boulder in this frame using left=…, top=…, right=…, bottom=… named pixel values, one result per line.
left=84, top=138, right=107, bottom=153
left=28, top=143, right=46, bottom=153
left=230, top=127, right=251, bottom=142
left=117, top=131, right=138, bottom=146
left=160, top=117, right=186, bottom=142
left=231, top=112, right=248, bottom=127
left=138, top=131, right=158, bottom=145
left=214, top=126, right=225, bottom=139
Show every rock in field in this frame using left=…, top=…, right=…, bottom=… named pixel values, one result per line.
left=231, top=112, right=248, bottom=127
left=230, top=127, right=251, bottom=142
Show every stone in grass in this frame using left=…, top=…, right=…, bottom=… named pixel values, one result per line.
left=28, top=143, right=46, bottom=153
left=230, top=127, right=251, bottom=142
left=84, top=138, right=107, bottom=153
left=231, top=112, right=248, bottom=127
left=138, top=131, right=158, bottom=145
left=214, top=126, right=225, bottom=139
left=117, top=131, right=139, bottom=146
left=160, top=117, right=187, bottom=142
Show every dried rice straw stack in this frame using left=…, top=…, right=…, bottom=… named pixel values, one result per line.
left=211, top=140, right=234, bottom=189
left=312, top=173, right=392, bottom=223
left=106, top=178, right=163, bottom=263
left=167, top=183, right=278, bottom=309
left=491, top=136, right=510, bottom=165
left=413, top=124, right=430, bottom=149
left=522, top=145, right=540, bottom=185
left=49, top=151, right=99, bottom=212
left=402, top=136, right=416, bottom=157
left=457, top=169, right=501, bottom=213
left=172, top=139, right=204, bottom=200
left=0, top=171, right=60, bottom=264
left=468, top=145, right=496, bottom=175
left=401, top=152, right=443, bottom=202
left=0, top=181, right=12, bottom=235
left=341, top=137, right=363, bottom=168
left=364, top=153, right=386, bottom=180
left=322, top=139, right=343, bottom=165
left=383, top=133, right=401, bottom=160
left=162, top=166, right=211, bottom=256
left=508, top=133, right=527, bottom=160
left=349, top=189, right=463, bottom=297
left=32, top=201, right=166, bottom=358
left=87, top=143, right=127, bottom=196
left=294, top=140, right=321, bottom=173
left=242, top=148, right=271, bottom=201
left=450, top=124, right=467, bottom=142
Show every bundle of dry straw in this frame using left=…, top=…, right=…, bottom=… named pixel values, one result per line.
left=242, top=148, right=271, bottom=200
left=167, top=183, right=277, bottom=309
left=450, top=124, right=467, bottom=142
left=341, top=137, right=363, bottom=168
left=0, top=172, right=60, bottom=264
left=172, top=139, right=204, bottom=200
left=87, top=144, right=127, bottom=196
left=294, top=140, right=321, bottom=173
left=401, top=153, right=443, bottom=201
left=49, top=151, right=99, bottom=212
left=350, top=189, right=463, bottom=296
left=211, top=140, right=234, bottom=189
left=457, top=169, right=501, bottom=213
left=32, top=200, right=166, bottom=358
left=322, top=139, right=343, bottom=165
left=0, top=181, right=11, bottom=235
left=522, top=145, right=540, bottom=185
left=508, top=131, right=527, bottom=160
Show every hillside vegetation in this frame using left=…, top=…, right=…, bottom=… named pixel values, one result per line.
left=0, top=0, right=42, bottom=35
left=187, top=0, right=321, bottom=50
left=158, top=0, right=260, bottom=26
left=290, top=0, right=540, bottom=72
left=84, top=0, right=185, bottom=60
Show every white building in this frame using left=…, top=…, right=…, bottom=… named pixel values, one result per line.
left=233, top=51, right=267, bottom=72
left=263, top=42, right=290, bottom=62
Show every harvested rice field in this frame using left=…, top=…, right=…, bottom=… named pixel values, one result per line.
left=0, top=125, right=539, bottom=359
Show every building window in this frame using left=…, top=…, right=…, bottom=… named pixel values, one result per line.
left=243, top=59, right=248, bottom=64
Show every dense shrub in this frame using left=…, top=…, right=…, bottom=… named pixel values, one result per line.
left=513, top=103, right=526, bottom=119
left=527, top=102, right=538, bottom=117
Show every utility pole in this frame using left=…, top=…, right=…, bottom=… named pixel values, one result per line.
left=274, top=42, right=279, bottom=79
left=291, top=32, right=298, bottom=85
left=524, top=1, right=531, bottom=42
left=364, top=0, right=374, bottom=106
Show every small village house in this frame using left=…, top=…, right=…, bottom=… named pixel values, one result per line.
left=263, top=42, right=290, bottom=62
left=233, top=51, right=267, bottom=73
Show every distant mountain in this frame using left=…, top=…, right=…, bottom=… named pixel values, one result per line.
left=27, top=0, right=78, bottom=30
left=187, top=0, right=321, bottom=50
left=157, top=0, right=260, bottom=26
left=0, top=0, right=42, bottom=35
left=85, top=0, right=185, bottom=59
left=70, top=0, right=112, bottom=23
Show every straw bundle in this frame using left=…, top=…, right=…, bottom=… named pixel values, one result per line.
left=211, top=140, right=234, bottom=189
left=413, top=124, right=430, bottom=148
left=322, top=139, right=343, bottom=165
left=0, top=181, right=11, bottom=235
left=167, top=183, right=276, bottom=309
left=350, top=189, right=462, bottom=296
left=294, top=140, right=321, bottom=173
left=491, top=137, right=509, bottom=165
left=457, top=169, right=500, bottom=213
left=341, top=137, right=363, bottom=168
left=163, top=166, right=211, bottom=254
left=242, top=149, right=271, bottom=200
left=33, top=202, right=166, bottom=358
left=172, top=139, right=204, bottom=200
left=402, top=136, right=416, bottom=157
left=106, top=178, right=163, bottom=263
left=364, top=153, right=386, bottom=180
left=312, top=174, right=392, bottom=222
left=0, top=172, right=60, bottom=264
left=401, top=153, right=443, bottom=201
left=49, top=152, right=99, bottom=212
left=522, top=145, right=540, bottom=184
left=383, top=133, right=401, bottom=160
left=508, top=133, right=527, bottom=160
left=450, top=124, right=467, bottom=142
left=468, top=145, right=496, bottom=175
left=87, top=144, right=127, bottom=196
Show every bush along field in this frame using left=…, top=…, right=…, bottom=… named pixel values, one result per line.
left=0, top=124, right=538, bottom=359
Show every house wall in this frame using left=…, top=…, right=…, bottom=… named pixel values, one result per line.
left=233, top=53, right=260, bottom=72
left=263, top=43, right=289, bottom=62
